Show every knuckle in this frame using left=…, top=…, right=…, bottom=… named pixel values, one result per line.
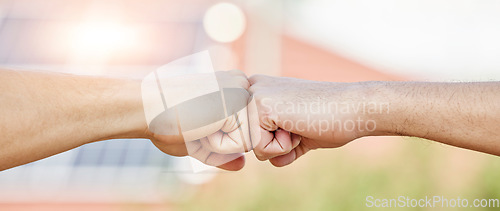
left=247, top=85, right=257, bottom=94
left=229, top=69, right=245, bottom=76
left=254, top=152, right=268, bottom=161
left=254, top=145, right=272, bottom=158
left=248, top=74, right=265, bottom=85
left=238, top=78, right=250, bottom=90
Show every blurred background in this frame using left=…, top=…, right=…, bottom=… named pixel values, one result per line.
left=0, top=0, right=499, bottom=210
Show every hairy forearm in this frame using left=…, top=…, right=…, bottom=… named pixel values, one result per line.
left=365, top=81, right=500, bottom=155
left=0, top=69, right=147, bottom=170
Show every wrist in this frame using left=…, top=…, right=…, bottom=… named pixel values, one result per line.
left=351, top=81, right=395, bottom=138
left=89, top=77, right=150, bottom=142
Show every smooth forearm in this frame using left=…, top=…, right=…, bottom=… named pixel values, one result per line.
left=0, top=69, right=148, bottom=170
left=365, top=81, right=500, bottom=155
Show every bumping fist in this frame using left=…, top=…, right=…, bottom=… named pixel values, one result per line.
left=141, top=52, right=260, bottom=171
left=141, top=51, right=319, bottom=171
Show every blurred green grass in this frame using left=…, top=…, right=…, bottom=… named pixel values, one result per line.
left=174, top=137, right=500, bottom=211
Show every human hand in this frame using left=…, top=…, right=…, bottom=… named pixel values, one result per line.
left=248, top=75, right=376, bottom=167
left=143, top=70, right=253, bottom=171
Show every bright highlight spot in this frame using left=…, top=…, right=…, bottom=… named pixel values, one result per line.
left=71, top=22, right=137, bottom=56
left=203, top=3, right=246, bottom=43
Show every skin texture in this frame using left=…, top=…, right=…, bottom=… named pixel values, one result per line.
left=248, top=75, right=500, bottom=167
left=0, top=69, right=146, bottom=171
left=0, top=69, right=250, bottom=171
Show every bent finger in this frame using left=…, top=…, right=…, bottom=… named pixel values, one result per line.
left=253, top=129, right=293, bottom=161
left=186, top=141, right=245, bottom=171
left=269, top=142, right=311, bottom=167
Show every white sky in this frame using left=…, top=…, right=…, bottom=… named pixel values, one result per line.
left=286, top=0, right=500, bottom=81
left=1, top=0, right=499, bottom=81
